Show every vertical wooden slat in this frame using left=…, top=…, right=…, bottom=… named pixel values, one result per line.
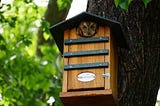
left=62, top=30, right=70, bottom=92
left=114, top=42, right=118, bottom=101
left=104, top=27, right=111, bottom=89
left=110, top=31, right=118, bottom=101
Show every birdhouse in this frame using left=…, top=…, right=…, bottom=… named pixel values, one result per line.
left=50, top=12, right=128, bottom=106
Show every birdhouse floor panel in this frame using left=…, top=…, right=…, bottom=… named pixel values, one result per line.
left=60, top=89, right=117, bottom=106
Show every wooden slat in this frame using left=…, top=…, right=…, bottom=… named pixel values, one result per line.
left=110, top=30, right=118, bottom=101
left=104, top=27, right=111, bottom=89
left=64, top=62, right=108, bottom=70
left=64, top=36, right=109, bottom=44
left=64, top=50, right=109, bottom=57
left=62, top=30, right=69, bottom=92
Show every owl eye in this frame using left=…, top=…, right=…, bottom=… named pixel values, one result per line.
left=83, top=26, right=87, bottom=29
left=90, top=25, right=95, bottom=29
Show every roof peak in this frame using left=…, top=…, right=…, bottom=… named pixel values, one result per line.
left=50, top=12, right=129, bottom=53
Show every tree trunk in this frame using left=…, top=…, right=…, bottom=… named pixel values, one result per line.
left=37, top=0, right=69, bottom=56
left=87, top=0, right=160, bottom=105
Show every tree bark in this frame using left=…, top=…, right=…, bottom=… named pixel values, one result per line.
left=37, top=0, right=69, bottom=56
left=87, top=0, right=160, bottom=105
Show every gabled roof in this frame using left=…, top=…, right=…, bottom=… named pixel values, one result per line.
left=49, top=12, right=128, bottom=53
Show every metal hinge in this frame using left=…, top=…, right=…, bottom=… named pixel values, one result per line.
left=102, top=73, right=110, bottom=78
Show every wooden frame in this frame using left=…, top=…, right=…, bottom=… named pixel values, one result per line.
left=60, top=25, right=118, bottom=106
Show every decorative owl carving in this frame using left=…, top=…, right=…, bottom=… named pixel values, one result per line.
left=76, top=21, right=98, bottom=37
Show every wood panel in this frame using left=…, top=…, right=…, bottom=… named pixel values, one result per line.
left=68, top=43, right=105, bottom=52
left=67, top=68, right=105, bottom=90
left=110, top=31, right=118, bottom=101
left=104, top=27, right=111, bottom=89
left=67, top=27, right=105, bottom=90
left=68, top=55, right=104, bottom=64
left=62, top=30, right=70, bottom=92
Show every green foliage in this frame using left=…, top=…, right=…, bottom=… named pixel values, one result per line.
left=57, top=0, right=72, bottom=10
left=0, top=1, right=63, bottom=106
left=114, top=0, right=152, bottom=10
left=142, top=0, right=152, bottom=7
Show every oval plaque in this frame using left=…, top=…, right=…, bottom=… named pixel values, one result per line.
left=77, top=72, right=95, bottom=82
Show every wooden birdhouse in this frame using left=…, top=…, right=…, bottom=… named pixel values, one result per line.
left=50, top=12, right=128, bottom=106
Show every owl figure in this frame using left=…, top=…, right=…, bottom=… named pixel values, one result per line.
left=76, top=21, right=98, bottom=37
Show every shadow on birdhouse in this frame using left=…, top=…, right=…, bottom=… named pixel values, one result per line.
left=50, top=12, right=128, bottom=106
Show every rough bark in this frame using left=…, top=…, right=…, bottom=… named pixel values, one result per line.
left=37, top=0, right=69, bottom=56
left=88, top=0, right=160, bottom=105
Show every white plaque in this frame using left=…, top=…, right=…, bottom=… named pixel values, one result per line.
left=77, top=72, right=95, bottom=82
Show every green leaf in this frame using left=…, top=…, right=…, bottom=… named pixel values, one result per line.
left=128, top=0, right=133, bottom=4
left=0, top=35, right=5, bottom=41
left=43, top=32, right=50, bottom=40
left=24, top=39, right=32, bottom=46
left=36, top=99, right=47, bottom=106
left=24, top=0, right=33, bottom=3
left=0, top=44, right=6, bottom=50
left=115, top=0, right=133, bottom=10
left=143, top=0, right=151, bottom=7
left=114, top=0, right=119, bottom=7
left=119, top=1, right=129, bottom=10
left=6, top=4, right=11, bottom=10
left=57, top=0, right=72, bottom=10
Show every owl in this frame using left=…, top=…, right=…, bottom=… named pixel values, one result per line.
left=76, top=21, right=98, bottom=37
